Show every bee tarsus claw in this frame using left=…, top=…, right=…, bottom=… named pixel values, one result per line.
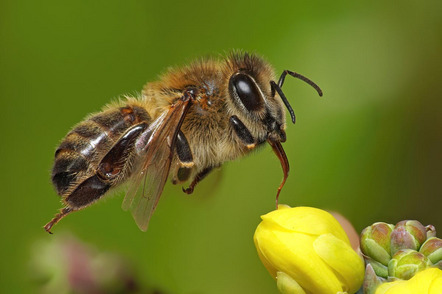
left=182, top=187, right=194, bottom=194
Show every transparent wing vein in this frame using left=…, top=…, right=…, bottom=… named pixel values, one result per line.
left=121, top=100, right=190, bottom=231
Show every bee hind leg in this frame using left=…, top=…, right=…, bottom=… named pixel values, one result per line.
left=45, top=174, right=112, bottom=234
left=44, top=207, right=74, bottom=234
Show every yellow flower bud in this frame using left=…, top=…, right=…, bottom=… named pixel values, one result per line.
left=254, top=206, right=364, bottom=294
left=375, top=268, right=442, bottom=294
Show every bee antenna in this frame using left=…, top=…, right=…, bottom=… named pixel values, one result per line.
left=271, top=70, right=323, bottom=124
left=280, top=70, right=323, bottom=97
left=271, top=81, right=296, bottom=124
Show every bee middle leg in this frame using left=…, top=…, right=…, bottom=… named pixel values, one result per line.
left=182, top=166, right=215, bottom=194
left=176, top=130, right=193, bottom=167
left=229, top=115, right=256, bottom=149
left=172, top=130, right=195, bottom=184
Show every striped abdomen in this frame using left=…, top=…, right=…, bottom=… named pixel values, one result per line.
left=52, top=103, right=151, bottom=207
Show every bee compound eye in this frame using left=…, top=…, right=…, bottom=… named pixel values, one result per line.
left=230, top=73, right=264, bottom=112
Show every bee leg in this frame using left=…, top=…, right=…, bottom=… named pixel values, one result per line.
left=182, top=166, right=214, bottom=194
left=98, top=122, right=148, bottom=180
left=176, top=166, right=192, bottom=183
left=229, top=115, right=256, bottom=149
left=44, top=123, right=149, bottom=234
left=44, top=207, right=74, bottom=234
left=65, top=123, right=148, bottom=207
left=176, top=130, right=194, bottom=167
left=173, top=130, right=194, bottom=183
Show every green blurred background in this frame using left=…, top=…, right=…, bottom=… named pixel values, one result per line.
left=1, top=0, right=441, bottom=293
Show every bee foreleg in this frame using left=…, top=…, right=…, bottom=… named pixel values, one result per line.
left=229, top=115, right=256, bottom=149
left=182, top=166, right=214, bottom=194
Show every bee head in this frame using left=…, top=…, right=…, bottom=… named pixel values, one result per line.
left=228, top=69, right=287, bottom=143
left=226, top=52, right=322, bottom=144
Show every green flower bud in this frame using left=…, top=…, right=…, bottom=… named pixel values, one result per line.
left=362, top=264, right=385, bottom=294
left=420, top=237, right=442, bottom=267
left=363, top=256, right=389, bottom=278
left=426, top=225, right=437, bottom=239
left=276, top=271, right=306, bottom=294
left=360, top=222, right=394, bottom=266
left=390, top=220, right=427, bottom=255
left=388, top=249, right=431, bottom=280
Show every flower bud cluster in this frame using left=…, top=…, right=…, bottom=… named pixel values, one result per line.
left=360, top=220, right=442, bottom=293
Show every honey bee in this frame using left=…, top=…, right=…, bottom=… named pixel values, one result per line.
left=44, top=52, right=322, bottom=233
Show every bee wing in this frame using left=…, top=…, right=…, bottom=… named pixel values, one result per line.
left=122, top=98, right=191, bottom=231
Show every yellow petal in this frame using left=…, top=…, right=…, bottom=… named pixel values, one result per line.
left=261, top=207, right=350, bottom=244
left=375, top=268, right=442, bottom=294
left=255, top=221, right=343, bottom=293
left=277, top=204, right=291, bottom=210
left=254, top=206, right=366, bottom=294
left=408, top=268, right=442, bottom=294
left=277, top=271, right=307, bottom=294
left=254, top=226, right=278, bottom=279
left=314, top=233, right=364, bottom=293
left=430, top=272, right=442, bottom=293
